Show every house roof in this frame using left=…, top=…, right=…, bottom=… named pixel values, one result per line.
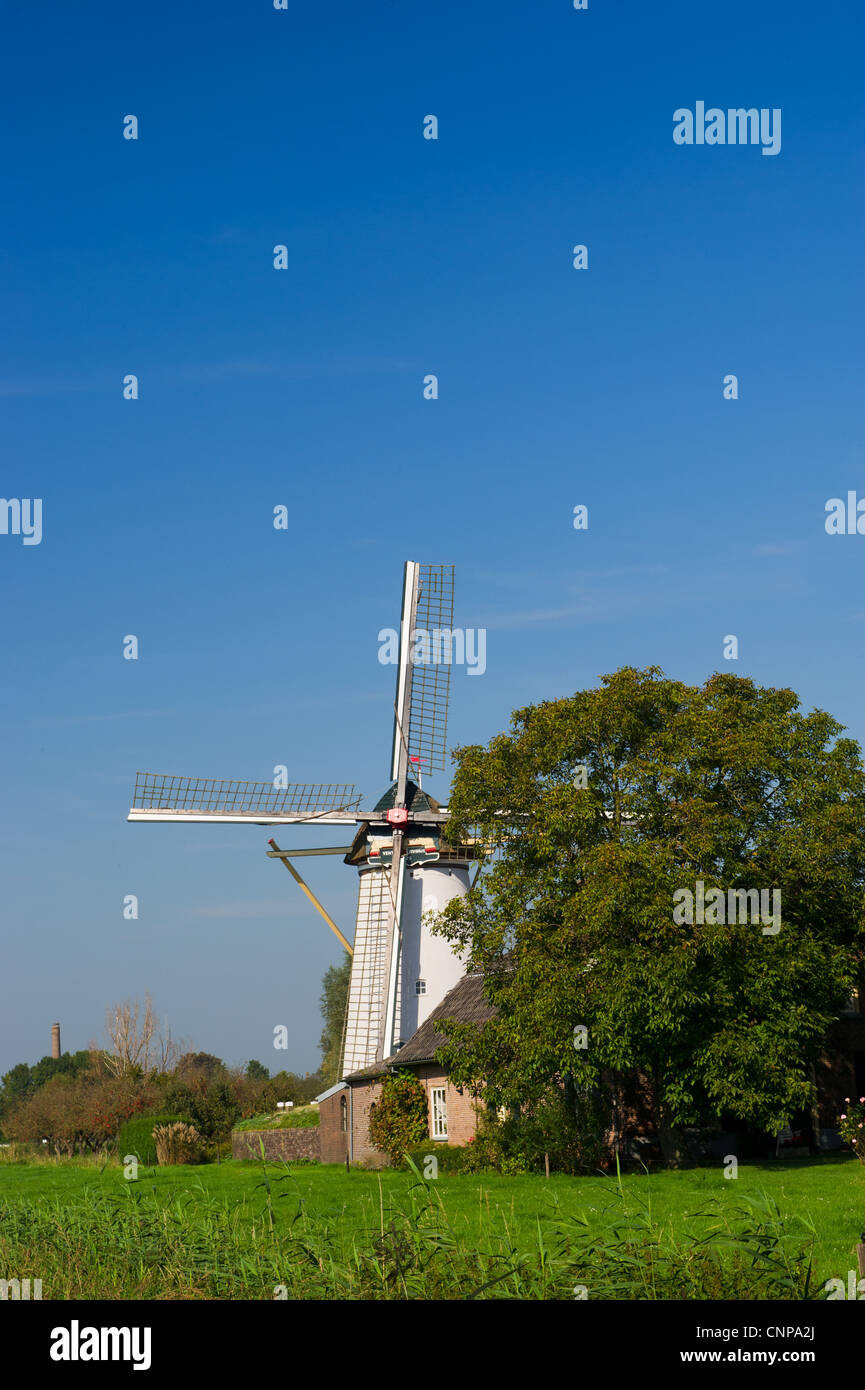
left=394, top=972, right=495, bottom=1065
left=315, top=1081, right=349, bottom=1102
left=343, top=972, right=496, bottom=1082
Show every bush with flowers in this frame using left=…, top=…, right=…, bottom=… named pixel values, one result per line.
left=838, top=1096, right=865, bottom=1162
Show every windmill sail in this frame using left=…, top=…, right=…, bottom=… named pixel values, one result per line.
left=341, top=868, right=398, bottom=1074
left=129, top=773, right=362, bottom=824
left=391, top=563, right=454, bottom=782
left=407, top=562, right=454, bottom=775
left=379, top=563, right=456, bottom=1062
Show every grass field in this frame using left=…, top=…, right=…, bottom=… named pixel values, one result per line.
left=1, top=1153, right=863, bottom=1300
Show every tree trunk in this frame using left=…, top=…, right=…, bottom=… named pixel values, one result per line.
left=601, top=1069, right=625, bottom=1163
left=655, top=1099, right=687, bottom=1167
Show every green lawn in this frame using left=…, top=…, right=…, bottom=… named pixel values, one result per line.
left=1, top=1154, right=862, bottom=1299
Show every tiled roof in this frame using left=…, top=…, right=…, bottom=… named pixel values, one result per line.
left=343, top=972, right=496, bottom=1081
left=343, top=1060, right=389, bottom=1082
left=394, top=972, right=495, bottom=1065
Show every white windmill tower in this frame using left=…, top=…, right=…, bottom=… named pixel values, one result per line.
left=128, top=562, right=478, bottom=1071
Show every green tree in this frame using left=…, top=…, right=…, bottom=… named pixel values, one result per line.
left=319, top=953, right=351, bottom=1086
left=30, top=1051, right=91, bottom=1089
left=187, top=1079, right=240, bottom=1141
left=1, top=1063, right=34, bottom=1113
left=160, top=1074, right=239, bottom=1140
left=176, top=1052, right=225, bottom=1081
left=434, top=667, right=865, bottom=1163
left=6, top=1068, right=155, bottom=1154
left=0, top=1052, right=94, bottom=1133
left=245, top=1059, right=269, bottom=1081
left=368, top=1070, right=430, bottom=1164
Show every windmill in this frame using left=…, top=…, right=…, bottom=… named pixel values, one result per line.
left=128, top=562, right=478, bottom=1073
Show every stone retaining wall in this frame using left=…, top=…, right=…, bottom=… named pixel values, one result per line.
left=231, top=1126, right=320, bottom=1162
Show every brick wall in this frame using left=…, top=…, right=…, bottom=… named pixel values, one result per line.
left=319, top=1089, right=349, bottom=1164
left=231, top=1126, right=320, bottom=1162
left=817, top=1018, right=865, bottom=1123
left=344, top=1068, right=483, bottom=1164
left=350, top=1079, right=386, bottom=1166
left=412, top=1065, right=482, bottom=1146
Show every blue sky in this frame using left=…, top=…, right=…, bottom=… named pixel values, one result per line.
left=2, top=0, right=863, bottom=1076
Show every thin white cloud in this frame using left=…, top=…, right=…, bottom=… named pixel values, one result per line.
left=483, top=605, right=589, bottom=630
left=0, top=357, right=416, bottom=397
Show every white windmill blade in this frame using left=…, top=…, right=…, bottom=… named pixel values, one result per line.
left=128, top=772, right=363, bottom=825
left=380, top=840, right=408, bottom=1060
left=390, top=562, right=454, bottom=786
left=390, top=561, right=421, bottom=787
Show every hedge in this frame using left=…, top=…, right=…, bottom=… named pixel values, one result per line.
left=116, top=1113, right=184, bottom=1167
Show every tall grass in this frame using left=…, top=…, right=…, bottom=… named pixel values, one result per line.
left=0, top=1142, right=113, bottom=1168
left=0, top=1153, right=824, bottom=1300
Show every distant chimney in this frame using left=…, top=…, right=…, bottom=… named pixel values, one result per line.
left=51, top=1022, right=61, bottom=1060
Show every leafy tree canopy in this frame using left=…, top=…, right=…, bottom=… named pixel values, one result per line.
left=435, top=667, right=865, bottom=1159
left=0, top=1051, right=93, bottom=1122
left=175, top=1052, right=226, bottom=1084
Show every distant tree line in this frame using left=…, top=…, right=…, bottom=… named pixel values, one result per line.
left=0, top=959, right=352, bottom=1152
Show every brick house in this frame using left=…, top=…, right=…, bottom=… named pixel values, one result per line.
left=318, top=974, right=865, bottom=1165
left=318, top=973, right=495, bottom=1166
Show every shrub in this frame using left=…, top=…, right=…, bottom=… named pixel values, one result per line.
left=175, top=1053, right=226, bottom=1082
left=7, top=1070, right=157, bottom=1155
left=116, top=1113, right=184, bottom=1167
left=368, top=1072, right=430, bottom=1165
left=153, top=1121, right=202, bottom=1165
left=461, top=1087, right=608, bottom=1175
left=159, top=1077, right=240, bottom=1141
left=404, top=1144, right=469, bottom=1174
left=838, top=1096, right=865, bottom=1161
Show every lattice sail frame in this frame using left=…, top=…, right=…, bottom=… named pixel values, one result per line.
left=405, top=562, right=454, bottom=776
left=131, top=772, right=361, bottom=820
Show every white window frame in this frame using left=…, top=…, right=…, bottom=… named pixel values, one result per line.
left=430, top=1086, right=448, bottom=1141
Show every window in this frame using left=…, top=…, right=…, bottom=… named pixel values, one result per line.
left=415, top=980, right=426, bottom=995
left=340, top=1095, right=347, bottom=1132
left=430, top=1086, right=448, bottom=1141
